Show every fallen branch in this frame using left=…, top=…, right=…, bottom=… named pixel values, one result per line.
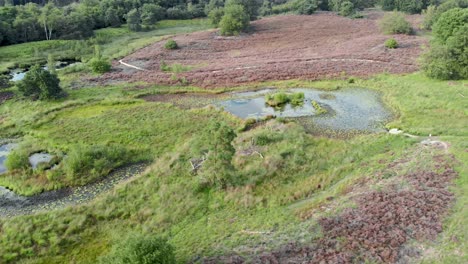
left=119, top=60, right=147, bottom=71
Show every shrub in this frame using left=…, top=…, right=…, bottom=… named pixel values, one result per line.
left=219, top=4, right=250, bottom=36
left=63, top=144, right=133, bottom=185
left=294, top=0, right=319, bottom=15
left=385, top=38, right=399, bottom=48
left=422, top=24, right=468, bottom=80
left=290, top=92, right=305, bottom=106
left=260, top=0, right=273, bottom=16
left=209, top=8, right=225, bottom=26
left=88, top=58, right=111, bottom=74
left=126, top=9, right=142, bottom=32
left=164, top=39, right=178, bottom=50
left=265, top=92, right=289, bottom=106
left=99, top=235, right=175, bottom=264
left=17, top=65, right=63, bottom=100
left=198, top=121, right=237, bottom=189
left=432, top=8, right=468, bottom=43
left=378, top=12, right=413, bottom=35
left=339, top=1, right=355, bottom=16
left=5, top=148, right=30, bottom=171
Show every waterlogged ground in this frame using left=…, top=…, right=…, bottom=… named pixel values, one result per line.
left=219, top=88, right=391, bottom=133
left=0, top=164, right=146, bottom=217
left=0, top=143, right=17, bottom=174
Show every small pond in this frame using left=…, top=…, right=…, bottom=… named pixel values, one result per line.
left=218, top=88, right=391, bottom=133
left=9, top=60, right=82, bottom=82
left=29, top=153, right=54, bottom=169
left=0, top=143, right=17, bottom=174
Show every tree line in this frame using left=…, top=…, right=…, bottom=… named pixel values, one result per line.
left=0, top=0, right=213, bottom=46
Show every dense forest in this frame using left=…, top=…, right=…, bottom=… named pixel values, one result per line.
left=0, top=0, right=466, bottom=46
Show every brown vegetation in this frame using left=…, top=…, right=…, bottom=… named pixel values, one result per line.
left=103, top=12, right=426, bottom=88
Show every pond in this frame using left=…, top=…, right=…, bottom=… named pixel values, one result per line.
left=0, top=143, right=17, bottom=175
left=9, top=60, right=82, bottom=82
left=219, top=88, right=391, bottom=133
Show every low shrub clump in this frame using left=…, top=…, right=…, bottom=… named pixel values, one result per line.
left=63, top=144, right=134, bottom=185
left=17, top=65, right=63, bottom=100
left=385, top=38, right=399, bottom=49
left=265, top=92, right=289, bottom=107
left=99, top=234, right=175, bottom=264
left=378, top=12, right=413, bottom=35
left=88, top=58, right=112, bottom=74
left=265, top=92, right=305, bottom=107
left=311, top=100, right=327, bottom=114
left=290, top=92, right=305, bottom=106
left=164, top=39, right=178, bottom=50
left=5, top=148, right=30, bottom=171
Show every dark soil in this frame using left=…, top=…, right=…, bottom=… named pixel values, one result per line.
left=102, top=12, right=426, bottom=88
left=201, top=152, right=456, bottom=263
left=0, top=91, right=14, bottom=105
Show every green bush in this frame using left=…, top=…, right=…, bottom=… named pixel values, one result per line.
left=219, top=4, right=250, bottom=36
left=208, top=7, right=225, bottom=26
left=294, top=0, right=319, bottom=15
left=378, top=12, right=413, bottom=35
left=385, top=38, right=399, bottom=48
left=5, top=148, right=30, bottom=171
left=17, top=65, right=63, bottom=100
left=265, top=92, right=289, bottom=106
left=63, top=144, right=133, bottom=185
left=164, top=39, right=178, bottom=50
left=99, top=235, right=175, bottom=264
left=88, top=58, right=112, bottom=74
left=422, top=24, right=468, bottom=80
left=339, top=1, right=355, bottom=16
left=290, top=92, right=305, bottom=106
left=432, top=8, right=468, bottom=43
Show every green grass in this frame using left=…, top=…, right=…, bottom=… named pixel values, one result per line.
left=0, top=72, right=466, bottom=263
left=0, top=19, right=212, bottom=73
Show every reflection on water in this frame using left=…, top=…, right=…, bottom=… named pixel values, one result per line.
left=219, top=88, right=391, bottom=132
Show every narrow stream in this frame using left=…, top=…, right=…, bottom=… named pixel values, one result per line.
left=0, top=164, right=146, bottom=217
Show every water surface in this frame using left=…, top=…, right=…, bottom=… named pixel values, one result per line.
left=219, top=88, right=391, bottom=132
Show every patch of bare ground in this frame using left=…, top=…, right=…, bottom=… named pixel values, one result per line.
left=0, top=91, right=14, bottom=105
left=201, top=143, right=457, bottom=263
left=101, top=11, right=427, bottom=88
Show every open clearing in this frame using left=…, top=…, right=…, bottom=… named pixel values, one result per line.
left=104, top=12, right=427, bottom=87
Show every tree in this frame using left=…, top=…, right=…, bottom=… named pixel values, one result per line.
left=422, top=9, right=468, bottom=80
left=208, top=7, right=224, bottom=26
left=126, top=8, right=141, bottom=31
left=339, top=1, right=355, bottom=16
left=99, top=235, right=176, bottom=264
left=294, top=0, right=319, bottom=15
left=39, top=2, right=62, bottom=40
left=17, top=65, right=63, bottom=100
left=226, top=0, right=261, bottom=20
left=219, top=3, right=250, bottom=36
left=105, top=7, right=122, bottom=27
left=259, top=0, right=273, bottom=16
left=432, top=7, right=468, bottom=43
left=141, top=3, right=165, bottom=26
left=198, top=121, right=237, bottom=188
